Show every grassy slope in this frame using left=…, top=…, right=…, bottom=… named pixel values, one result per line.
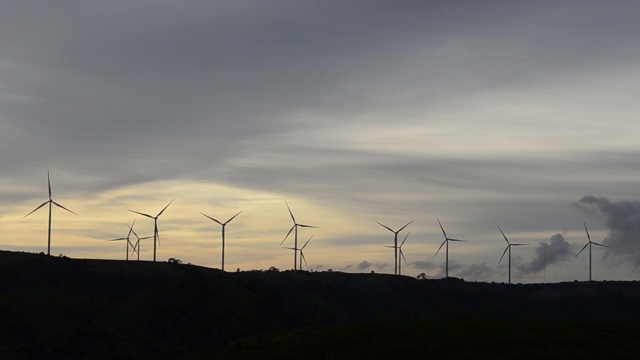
left=1, top=250, right=640, bottom=359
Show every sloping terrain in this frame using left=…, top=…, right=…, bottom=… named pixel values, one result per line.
left=1, top=250, right=639, bottom=359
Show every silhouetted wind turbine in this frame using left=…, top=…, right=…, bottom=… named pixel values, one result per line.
left=24, top=170, right=77, bottom=256
left=299, top=235, right=313, bottom=270
left=107, top=220, right=138, bottom=260
left=376, top=220, right=413, bottom=275
left=399, top=233, right=409, bottom=276
left=281, top=236, right=312, bottom=271
left=497, top=225, right=529, bottom=284
left=130, top=227, right=152, bottom=261
left=200, top=210, right=243, bottom=271
left=128, top=199, right=174, bottom=262
left=383, top=233, right=410, bottom=275
left=576, top=222, right=609, bottom=282
left=433, top=218, right=467, bottom=278
left=280, top=201, right=317, bottom=272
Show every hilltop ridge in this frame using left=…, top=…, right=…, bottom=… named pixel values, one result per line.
left=1, top=250, right=639, bottom=359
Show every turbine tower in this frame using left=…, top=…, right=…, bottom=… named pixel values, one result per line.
left=576, top=221, right=609, bottom=281
left=129, top=199, right=174, bottom=262
left=376, top=220, right=413, bottom=275
left=433, top=218, right=467, bottom=278
left=280, top=201, right=317, bottom=272
left=24, top=170, right=77, bottom=256
left=497, top=225, right=529, bottom=284
left=200, top=210, right=243, bottom=271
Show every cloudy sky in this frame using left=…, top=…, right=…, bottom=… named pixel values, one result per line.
left=2, top=1, right=640, bottom=282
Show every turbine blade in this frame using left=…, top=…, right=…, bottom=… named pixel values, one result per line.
left=225, top=210, right=243, bottom=224
left=375, top=221, right=394, bottom=233
left=498, top=246, right=509, bottom=264
left=285, top=201, right=296, bottom=223
left=52, top=201, right=77, bottom=215
left=139, top=236, right=153, bottom=240
left=575, top=242, right=590, bottom=257
left=301, top=252, right=308, bottom=269
left=449, top=238, right=467, bottom=242
left=433, top=239, right=447, bottom=258
left=23, top=201, right=49, bottom=218
left=397, top=220, right=414, bottom=233
left=156, top=227, right=161, bottom=247
left=593, top=242, right=609, bottom=248
left=47, top=169, right=51, bottom=200
left=497, top=225, right=510, bottom=244
left=107, top=238, right=127, bottom=241
left=157, top=198, right=174, bottom=217
left=400, top=249, right=407, bottom=265
left=280, top=225, right=295, bottom=246
left=200, top=212, right=223, bottom=225
left=301, top=235, right=313, bottom=250
left=511, top=243, right=529, bottom=246
left=47, top=170, right=52, bottom=200
left=298, top=224, right=317, bottom=229
left=282, top=246, right=296, bottom=250
left=400, top=233, right=409, bottom=247
left=128, top=210, right=155, bottom=219
left=382, top=245, right=396, bottom=248
left=437, top=218, right=448, bottom=239
left=583, top=221, right=591, bottom=243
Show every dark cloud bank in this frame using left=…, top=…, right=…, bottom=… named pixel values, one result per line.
left=574, top=195, right=640, bottom=269
left=518, top=233, right=573, bottom=275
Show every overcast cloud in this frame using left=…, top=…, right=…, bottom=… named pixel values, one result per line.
left=1, top=2, right=640, bottom=281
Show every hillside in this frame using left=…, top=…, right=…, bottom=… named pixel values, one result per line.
left=1, top=250, right=640, bottom=359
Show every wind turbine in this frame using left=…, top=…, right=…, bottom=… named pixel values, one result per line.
left=497, top=225, right=529, bottom=284
left=576, top=221, right=609, bottom=282
left=128, top=199, right=174, bottom=262
left=299, top=235, right=313, bottom=270
left=281, top=235, right=313, bottom=271
left=130, top=228, right=152, bottom=261
left=24, top=170, right=77, bottom=256
left=383, top=233, right=410, bottom=275
left=107, top=219, right=138, bottom=260
left=433, top=218, right=467, bottom=278
left=376, top=220, right=413, bottom=275
left=280, top=201, right=317, bottom=272
left=200, top=210, right=243, bottom=271
left=398, top=233, right=409, bottom=276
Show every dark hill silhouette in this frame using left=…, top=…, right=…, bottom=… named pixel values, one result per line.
left=1, top=250, right=640, bottom=359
